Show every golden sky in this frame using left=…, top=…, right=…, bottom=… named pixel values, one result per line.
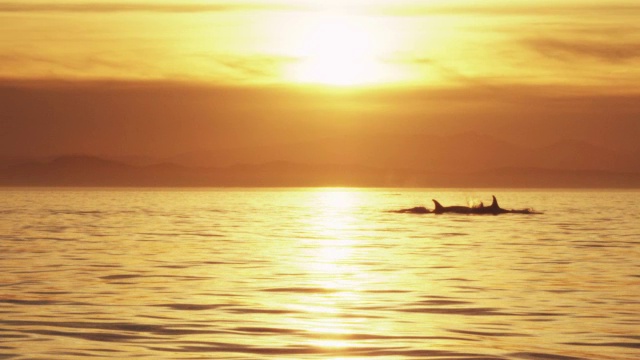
left=1, top=1, right=640, bottom=167
left=1, top=0, right=639, bottom=90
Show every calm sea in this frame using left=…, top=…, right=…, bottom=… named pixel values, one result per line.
left=1, top=188, right=639, bottom=360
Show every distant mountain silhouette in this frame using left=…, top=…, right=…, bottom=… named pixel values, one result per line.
left=1, top=154, right=639, bottom=188
left=473, top=167, right=640, bottom=188
left=2, top=155, right=139, bottom=186
left=169, top=132, right=640, bottom=174
left=2, top=132, right=639, bottom=187
left=533, top=140, right=638, bottom=172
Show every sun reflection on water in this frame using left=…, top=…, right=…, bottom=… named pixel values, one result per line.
left=293, top=189, right=372, bottom=350
left=315, top=188, right=358, bottom=209
left=304, top=189, right=365, bottom=288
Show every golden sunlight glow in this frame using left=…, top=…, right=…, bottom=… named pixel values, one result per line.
left=300, top=189, right=380, bottom=297
left=286, top=15, right=397, bottom=86
left=318, top=188, right=357, bottom=209
left=2, top=0, right=639, bottom=90
left=292, top=189, right=375, bottom=352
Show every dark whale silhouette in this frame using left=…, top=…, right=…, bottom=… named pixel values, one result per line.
left=392, top=196, right=539, bottom=215
left=433, top=195, right=538, bottom=215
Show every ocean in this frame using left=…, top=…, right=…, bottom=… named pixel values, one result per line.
left=1, top=188, right=639, bottom=360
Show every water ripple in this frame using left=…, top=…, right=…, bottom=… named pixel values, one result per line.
left=1, top=189, right=639, bottom=360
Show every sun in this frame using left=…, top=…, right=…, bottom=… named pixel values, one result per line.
left=286, top=14, right=390, bottom=86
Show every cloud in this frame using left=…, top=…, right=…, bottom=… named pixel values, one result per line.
left=0, top=49, right=299, bottom=84
left=1, top=79, right=639, bottom=160
left=397, top=57, right=488, bottom=86
left=0, top=50, right=165, bottom=81
left=377, top=3, right=640, bottom=17
left=525, top=38, right=640, bottom=63
left=204, top=54, right=299, bottom=81
left=4, top=1, right=638, bottom=17
left=384, top=56, right=513, bottom=95
left=0, top=2, right=294, bottom=14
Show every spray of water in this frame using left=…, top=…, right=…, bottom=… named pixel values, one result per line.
left=466, top=197, right=484, bottom=209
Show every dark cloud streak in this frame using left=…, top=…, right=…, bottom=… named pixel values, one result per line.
left=0, top=51, right=299, bottom=83
left=525, top=38, right=640, bottom=63
left=200, top=54, right=299, bottom=80
left=2, top=2, right=638, bottom=17
left=0, top=2, right=295, bottom=14
left=379, top=3, right=640, bottom=17
left=396, top=57, right=500, bottom=91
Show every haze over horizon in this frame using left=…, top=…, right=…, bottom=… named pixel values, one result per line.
left=1, top=0, right=639, bottom=185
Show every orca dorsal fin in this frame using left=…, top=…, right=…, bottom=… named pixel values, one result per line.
left=433, top=199, right=444, bottom=213
left=490, top=195, right=499, bottom=209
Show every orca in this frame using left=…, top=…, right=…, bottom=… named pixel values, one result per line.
left=432, top=195, right=538, bottom=215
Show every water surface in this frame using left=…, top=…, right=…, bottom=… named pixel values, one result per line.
left=1, top=188, right=639, bottom=359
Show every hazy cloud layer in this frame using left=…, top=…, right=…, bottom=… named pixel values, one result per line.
left=525, top=38, right=640, bottom=63
left=0, top=49, right=298, bottom=83
left=0, top=2, right=294, bottom=13
left=207, top=55, right=299, bottom=81
left=2, top=1, right=639, bottom=88
left=393, top=57, right=500, bottom=90
left=4, top=1, right=638, bottom=16
left=1, top=80, right=639, bottom=162
left=379, top=3, right=640, bottom=17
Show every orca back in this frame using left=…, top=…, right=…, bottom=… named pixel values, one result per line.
left=490, top=195, right=500, bottom=210
left=432, top=199, right=444, bottom=213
